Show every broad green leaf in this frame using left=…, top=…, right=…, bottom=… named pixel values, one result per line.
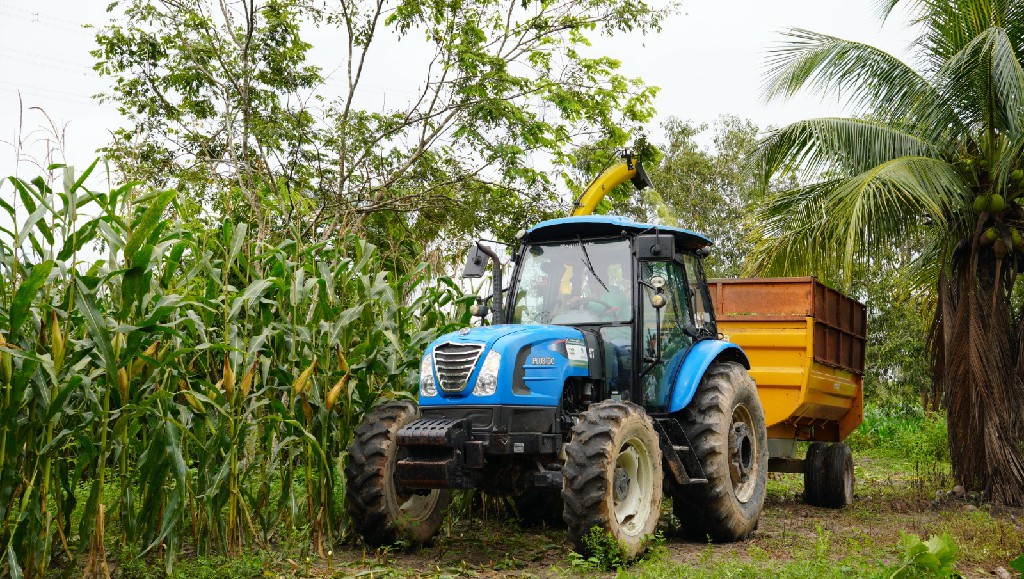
left=124, top=189, right=176, bottom=260
left=10, top=260, right=54, bottom=340
left=75, top=279, right=117, bottom=377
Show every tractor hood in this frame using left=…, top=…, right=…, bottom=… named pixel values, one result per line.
left=419, top=324, right=594, bottom=407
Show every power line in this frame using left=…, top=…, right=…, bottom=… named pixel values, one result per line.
left=0, top=1, right=83, bottom=28
left=0, top=7, right=90, bottom=35
left=0, top=80, right=100, bottom=106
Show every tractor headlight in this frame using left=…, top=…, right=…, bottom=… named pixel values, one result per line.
left=419, top=355, right=437, bottom=397
left=473, top=351, right=501, bottom=396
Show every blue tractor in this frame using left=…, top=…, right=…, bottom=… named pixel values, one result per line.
left=345, top=180, right=768, bottom=557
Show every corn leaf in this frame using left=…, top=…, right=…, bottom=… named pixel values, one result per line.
left=10, top=260, right=54, bottom=341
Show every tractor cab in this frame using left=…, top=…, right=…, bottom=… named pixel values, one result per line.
left=501, top=215, right=719, bottom=413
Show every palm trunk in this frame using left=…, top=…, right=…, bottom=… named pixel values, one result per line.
left=935, top=241, right=1024, bottom=506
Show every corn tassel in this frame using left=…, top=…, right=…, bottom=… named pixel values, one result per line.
left=291, top=358, right=316, bottom=397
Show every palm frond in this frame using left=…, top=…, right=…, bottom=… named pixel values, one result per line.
left=763, top=29, right=967, bottom=143
left=914, top=0, right=1001, bottom=69
left=940, top=26, right=1024, bottom=139
left=749, top=156, right=970, bottom=283
left=752, top=117, right=944, bottom=184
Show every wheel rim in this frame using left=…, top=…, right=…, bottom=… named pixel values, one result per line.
left=387, top=450, right=442, bottom=525
left=729, top=404, right=760, bottom=504
left=612, top=434, right=656, bottom=537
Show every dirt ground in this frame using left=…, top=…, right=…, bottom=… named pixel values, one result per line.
left=322, top=459, right=1024, bottom=578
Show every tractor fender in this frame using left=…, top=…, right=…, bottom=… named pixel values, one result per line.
left=665, top=340, right=750, bottom=414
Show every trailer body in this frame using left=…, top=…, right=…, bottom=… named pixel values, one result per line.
left=708, top=277, right=866, bottom=463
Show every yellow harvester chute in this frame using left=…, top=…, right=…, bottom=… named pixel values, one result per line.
left=570, top=152, right=653, bottom=216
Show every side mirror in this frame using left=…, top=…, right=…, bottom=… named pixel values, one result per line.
left=462, top=244, right=488, bottom=278
left=635, top=233, right=675, bottom=261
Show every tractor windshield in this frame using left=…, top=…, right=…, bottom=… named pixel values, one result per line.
left=512, top=239, right=632, bottom=325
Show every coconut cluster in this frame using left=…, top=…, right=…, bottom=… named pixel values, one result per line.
left=974, top=166, right=1024, bottom=258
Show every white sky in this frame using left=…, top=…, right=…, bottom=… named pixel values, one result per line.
left=0, top=0, right=919, bottom=187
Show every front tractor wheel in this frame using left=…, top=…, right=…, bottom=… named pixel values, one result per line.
left=344, top=400, right=451, bottom=547
left=673, top=362, right=768, bottom=542
left=562, top=401, right=663, bottom=559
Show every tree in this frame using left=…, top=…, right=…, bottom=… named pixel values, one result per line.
left=749, top=1, right=1024, bottom=505
left=93, top=0, right=666, bottom=248
left=644, top=116, right=764, bottom=277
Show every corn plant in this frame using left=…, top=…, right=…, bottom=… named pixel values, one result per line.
left=0, top=164, right=470, bottom=577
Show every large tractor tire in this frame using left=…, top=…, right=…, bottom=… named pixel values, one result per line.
left=673, top=362, right=768, bottom=542
left=803, top=442, right=828, bottom=506
left=562, top=400, right=663, bottom=559
left=345, top=400, right=451, bottom=546
left=511, top=489, right=564, bottom=528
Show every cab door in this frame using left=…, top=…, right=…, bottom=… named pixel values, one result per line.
left=638, top=258, right=693, bottom=410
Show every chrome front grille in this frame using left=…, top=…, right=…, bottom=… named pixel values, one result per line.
left=433, top=342, right=484, bottom=392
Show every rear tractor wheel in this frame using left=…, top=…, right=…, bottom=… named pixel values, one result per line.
left=562, top=401, right=663, bottom=559
left=344, top=400, right=451, bottom=546
left=673, top=362, right=768, bottom=542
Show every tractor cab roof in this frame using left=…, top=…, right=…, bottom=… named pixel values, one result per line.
left=524, top=215, right=712, bottom=250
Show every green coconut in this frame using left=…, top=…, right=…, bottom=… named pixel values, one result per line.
left=1012, top=229, right=1023, bottom=249
left=982, top=227, right=999, bottom=245
left=990, top=194, right=1006, bottom=213
left=973, top=195, right=989, bottom=213
left=1013, top=169, right=1024, bottom=182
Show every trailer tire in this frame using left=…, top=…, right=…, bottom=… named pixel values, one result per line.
left=345, top=400, right=451, bottom=547
left=673, top=362, right=767, bottom=542
left=511, top=490, right=564, bottom=528
left=803, top=442, right=828, bottom=507
left=562, top=401, right=663, bottom=559
left=821, top=443, right=854, bottom=508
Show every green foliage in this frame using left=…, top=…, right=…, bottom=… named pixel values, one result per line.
left=846, top=405, right=949, bottom=464
left=1010, top=552, right=1024, bottom=575
left=644, top=116, right=768, bottom=277
left=0, top=166, right=471, bottom=576
left=567, top=526, right=629, bottom=571
left=93, top=0, right=667, bottom=248
left=749, top=0, right=1024, bottom=506
left=886, top=533, right=960, bottom=578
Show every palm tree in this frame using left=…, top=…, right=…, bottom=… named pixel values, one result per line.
left=749, top=0, right=1024, bottom=506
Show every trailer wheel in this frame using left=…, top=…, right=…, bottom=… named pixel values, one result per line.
left=344, top=400, right=451, bottom=546
left=821, top=443, right=854, bottom=508
left=511, top=489, right=564, bottom=528
left=673, top=362, right=767, bottom=542
left=562, top=401, right=663, bottom=559
left=803, top=442, right=828, bottom=507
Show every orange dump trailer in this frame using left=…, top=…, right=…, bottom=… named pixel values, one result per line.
left=709, top=277, right=867, bottom=507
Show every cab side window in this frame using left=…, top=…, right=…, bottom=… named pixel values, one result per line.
left=640, top=260, right=691, bottom=409
left=682, top=254, right=715, bottom=336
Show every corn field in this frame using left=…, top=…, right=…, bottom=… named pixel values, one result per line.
left=0, top=163, right=470, bottom=577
